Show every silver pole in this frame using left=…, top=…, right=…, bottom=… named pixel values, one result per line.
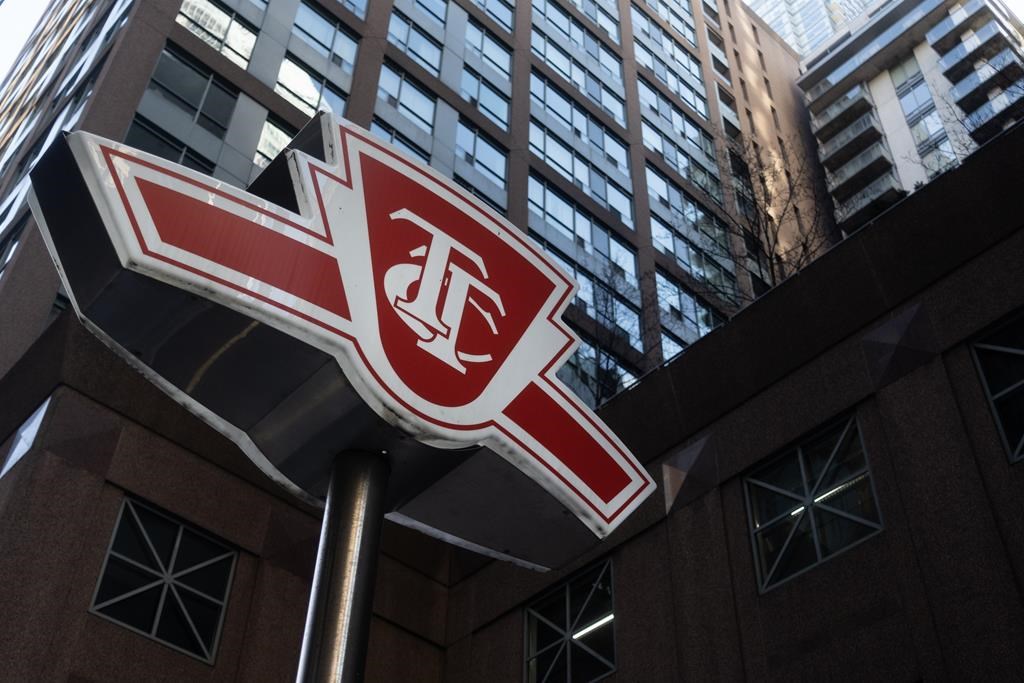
left=296, top=451, right=390, bottom=683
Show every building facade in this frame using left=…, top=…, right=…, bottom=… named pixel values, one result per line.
left=746, top=0, right=873, bottom=56
left=2, top=98, right=1024, bottom=682
left=0, top=0, right=825, bottom=414
left=797, top=0, right=1024, bottom=230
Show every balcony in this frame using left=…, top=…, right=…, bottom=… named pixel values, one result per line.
left=801, top=0, right=946, bottom=108
left=951, top=48, right=1024, bottom=113
left=836, top=171, right=905, bottom=228
left=720, top=103, right=741, bottom=134
left=927, top=0, right=988, bottom=53
left=966, top=76, right=1024, bottom=142
left=708, top=40, right=728, bottom=67
left=819, top=112, right=884, bottom=169
left=828, top=142, right=894, bottom=201
left=812, top=84, right=874, bottom=140
left=939, top=19, right=1014, bottom=82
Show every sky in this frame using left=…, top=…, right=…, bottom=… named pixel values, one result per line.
left=0, top=0, right=1023, bottom=85
left=0, top=0, right=47, bottom=88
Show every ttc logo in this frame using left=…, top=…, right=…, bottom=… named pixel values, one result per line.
left=32, top=115, right=653, bottom=538
left=384, top=209, right=504, bottom=374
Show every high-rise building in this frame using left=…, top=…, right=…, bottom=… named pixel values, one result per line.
left=746, top=0, right=873, bottom=56
left=797, top=0, right=1024, bottom=230
left=0, top=0, right=827, bottom=410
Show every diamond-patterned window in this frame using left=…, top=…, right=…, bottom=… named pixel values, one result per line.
left=91, top=499, right=237, bottom=663
left=525, top=560, right=615, bottom=682
left=974, top=314, right=1024, bottom=462
left=744, top=415, right=882, bottom=592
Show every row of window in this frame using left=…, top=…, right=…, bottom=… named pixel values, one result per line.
left=293, top=1, right=359, bottom=72
left=638, top=77, right=715, bottom=157
left=529, top=72, right=629, bottom=175
left=179, top=0, right=715, bottom=167
left=456, top=119, right=508, bottom=187
left=2, top=303, right=1021, bottom=676
left=630, top=4, right=703, bottom=87
left=275, top=54, right=347, bottom=118
left=530, top=25, right=626, bottom=125
left=466, top=0, right=516, bottom=32
left=529, top=119, right=633, bottom=228
left=652, top=213, right=736, bottom=302
left=527, top=174, right=638, bottom=288
left=646, top=164, right=731, bottom=258
left=636, top=0, right=696, bottom=46
left=533, top=235, right=643, bottom=352
left=655, top=270, right=726, bottom=339
left=176, top=0, right=257, bottom=70
left=634, top=42, right=707, bottom=120
left=460, top=67, right=510, bottom=129
left=557, top=333, right=639, bottom=408
left=641, top=118, right=722, bottom=205
left=388, top=11, right=444, bottom=76
left=527, top=413, right=878, bottom=679
left=563, top=0, right=621, bottom=43
left=533, top=0, right=622, bottom=86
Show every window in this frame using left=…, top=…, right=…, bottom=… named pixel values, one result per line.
left=378, top=63, right=436, bottom=133
left=388, top=11, right=443, bottom=76
left=254, top=117, right=297, bottom=167
left=909, top=110, right=944, bottom=146
left=525, top=560, right=615, bottom=682
left=460, top=67, right=509, bottom=129
left=149, top=48, right=238, bottom=138
left=744, top=415, right=882, bottom=592
left=370, top=118, right=431, bottom=163
left=0, top=395, right=51, bottom=479
left=889, top=54, right=921, bottom=92
left=293, top=1, right=359, bottom=72
left=176, top=0, right=257, bottom=69
left=559, top=333, right=637, bottom=406
left=126, top=117, right=216, bottom=173
left=920, top=138, right=955, bottom=178
left=973, top=313, right=1024, bottom=462
left=91, top=499, right=237, bottom=662
left=416, top=0, right=448, bottom=25
left=661, top=330, right=686, bottom=360
left=467, top=0, right=515, bottom=32
left=454, top=174, right=506, bottom=214
left=898, top=81, right=932, bottom=119
left=456, top=120, right=507, bottom=187
left=276, top=55, right=347, bottom=117
left=655, top=270, right=724, bottom=337
left=466, top=20, right=511, bottom=79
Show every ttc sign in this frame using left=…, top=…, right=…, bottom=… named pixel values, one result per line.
left=29, top=114, right=653, bottom=554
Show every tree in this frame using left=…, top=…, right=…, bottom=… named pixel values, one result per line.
left=720, top=134, right=835, bottom=299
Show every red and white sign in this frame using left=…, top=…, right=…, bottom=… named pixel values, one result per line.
left=37, top=116, right=653, bottom=537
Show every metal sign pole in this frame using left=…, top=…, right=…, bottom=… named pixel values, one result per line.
left=296, top=451, right=390, bottom=683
